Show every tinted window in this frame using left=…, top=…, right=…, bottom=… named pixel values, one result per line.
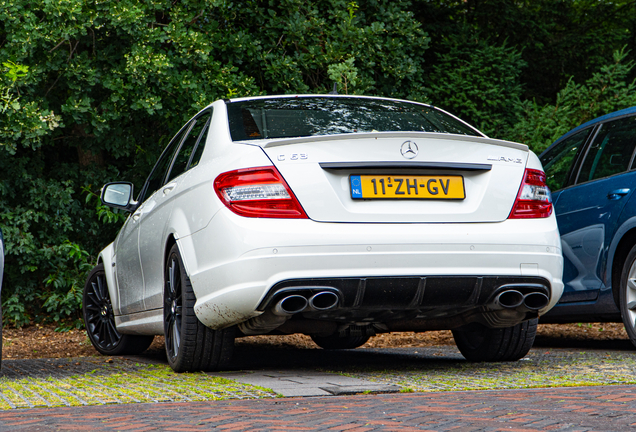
left=541, top=128, right=591, bottom=192
left=578, top=116, right=636, bottom=183
left=226, top=97, right=482, bottom=141
left=188, top=115, right=211, bottom=170
left=138, top=127, right=187, bottom=203
left=167, top=111, right=212, bottom=182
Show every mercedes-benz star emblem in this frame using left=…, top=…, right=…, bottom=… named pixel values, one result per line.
left=400, top=141, right=418, bottom=159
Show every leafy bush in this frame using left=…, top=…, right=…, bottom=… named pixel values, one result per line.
left=508, top=48, right=636, bottom=153
left=2, top=0, right=636, bottom=329
left=0, top=0, right=430, bottom=328
left=427, top=40, right=526, bottom=137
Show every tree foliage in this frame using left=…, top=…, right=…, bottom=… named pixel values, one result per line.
left=0, top=0, right=429, bottom=328
left=2, top=0, right=636, bottom=329
left=415, top=0, right=636, bottom=104
left=511, top=48, right=636, bottom=153
left=428, top=41, right=526, bottom=137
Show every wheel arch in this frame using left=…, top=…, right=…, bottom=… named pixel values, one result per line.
left=96, top=243, right=121, bottom=316
left=609, top=217, right=636, bottom=308
left=164, top=234, right=178, bottom=276
left=164, top=233, right=200, bottom=300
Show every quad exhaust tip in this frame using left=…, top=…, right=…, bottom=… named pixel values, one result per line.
left=495, top=290, right=524, bottom=309
left=523, top=292, right=549, bottom=310
left=273, top=291, right=339, bottom=315
left=273, top=295, right=308, bottom=316
left=493, top=289, right=550, bottom=311
left=309, top=291, right=339, bottom=311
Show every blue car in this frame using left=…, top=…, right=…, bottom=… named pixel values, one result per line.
left=540, top=106, right=636, bottom=345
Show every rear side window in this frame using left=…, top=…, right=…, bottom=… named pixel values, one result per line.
left=226, top=97, right=483, bottom=141
left=187, top=114, right=212, bottom=170
left=577, top=116, right=636, bottom=183
left=166, top=111, right=212, bottom=182
left=541, top=128, right=591, bottom=192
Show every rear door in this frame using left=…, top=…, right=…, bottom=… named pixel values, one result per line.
left=551, top=115, right=636, bottom=302
left=140, top=111, right=212, bottom=311
left=115, top=128, right=185, bottom=314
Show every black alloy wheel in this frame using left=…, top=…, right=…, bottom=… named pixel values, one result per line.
left=163, top=244, right=235, bottom=372
left=83, top=264, right=153, bottom=356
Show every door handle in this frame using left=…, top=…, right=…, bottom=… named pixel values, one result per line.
left=608, top=188, right=631, bottom=200
left=163, top=183, right=176, bottom=195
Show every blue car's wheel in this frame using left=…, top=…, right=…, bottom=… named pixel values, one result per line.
left=619, top=245, right=636, bottom=347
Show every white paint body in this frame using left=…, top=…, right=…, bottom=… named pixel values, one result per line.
left=96, top=96, right=564, bottom=335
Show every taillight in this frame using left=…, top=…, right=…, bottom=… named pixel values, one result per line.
left=214, top=166, right=308, bottom=218
left=508, top=169, right=553, bottom=219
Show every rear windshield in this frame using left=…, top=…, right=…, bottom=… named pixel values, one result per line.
left=226, top=97, right=482, bottom=141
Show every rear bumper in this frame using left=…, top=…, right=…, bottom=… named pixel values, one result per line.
left=179, top=209, right=564, bottom=329
left=258, top=275, right=552, bottom=330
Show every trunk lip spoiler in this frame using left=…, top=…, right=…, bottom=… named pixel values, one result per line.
left=319, top=161, right=492, bottom=171
left=235, top=131, right=529, bottom=151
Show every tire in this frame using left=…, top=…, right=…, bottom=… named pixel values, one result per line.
left=164, top=244, right=235, bottom=372
left=452, top=318, right=538, bottom=362
left=619, top=244, right=636, bottom=347
left=83, top=264, right=154, bottom=356
left=311, top=334, right=370, bottom=350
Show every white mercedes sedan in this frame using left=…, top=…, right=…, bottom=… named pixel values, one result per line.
left=84, top=95, right=564, bottom=372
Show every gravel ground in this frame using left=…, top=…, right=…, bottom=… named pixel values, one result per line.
left=1, top=320, right=634, bottom=410
left=2, top=342, right=636, bottom=409
left=1, top=322, right=631, bottom=360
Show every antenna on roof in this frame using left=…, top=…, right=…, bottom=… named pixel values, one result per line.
left=329, top=83, right=338, bottom=95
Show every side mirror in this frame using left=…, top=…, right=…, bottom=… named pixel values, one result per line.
left=100, top=182, right=137, bottom=212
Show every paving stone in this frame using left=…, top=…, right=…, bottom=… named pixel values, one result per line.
left=212, top=370, right=399, bottom=397
left=3, top=387, right=636, bottom=431
left=277, top=387, right=333, bottom=397
left=4, top=344, right=636, bottom=416
left=319, top=385, right=401, bottom=395
left=321, top=376, right=378, bottom=386
left=0, top=357, right=276, bottom=409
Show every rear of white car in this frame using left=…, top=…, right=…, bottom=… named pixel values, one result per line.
left=89, top=95, right=563, bottom=371
left=187, top=97, right=562, bottom=350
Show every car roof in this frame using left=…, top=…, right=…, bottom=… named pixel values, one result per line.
left=545, top=105, right=636, bottom=154
left=226, top=94, right=430, bottom=105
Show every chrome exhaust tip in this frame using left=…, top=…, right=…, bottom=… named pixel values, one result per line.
left=494, top=290, right=524, bottom=309
left=308, top=291, right=339, bottom=311
left=523, top=292, right=550, bottom=311
left=273, top=295, right=309, bottom=316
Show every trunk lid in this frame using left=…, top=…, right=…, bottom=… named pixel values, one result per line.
left=248, top=132, right=529, bottom=223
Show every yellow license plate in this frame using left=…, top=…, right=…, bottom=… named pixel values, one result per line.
left=350, top=175, right=465, bottom=199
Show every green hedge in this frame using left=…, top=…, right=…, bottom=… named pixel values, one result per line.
left=1, top=0, right=636, bottom=329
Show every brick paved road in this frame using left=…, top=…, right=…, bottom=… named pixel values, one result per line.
left=1, top=385, right=636, bottom=431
